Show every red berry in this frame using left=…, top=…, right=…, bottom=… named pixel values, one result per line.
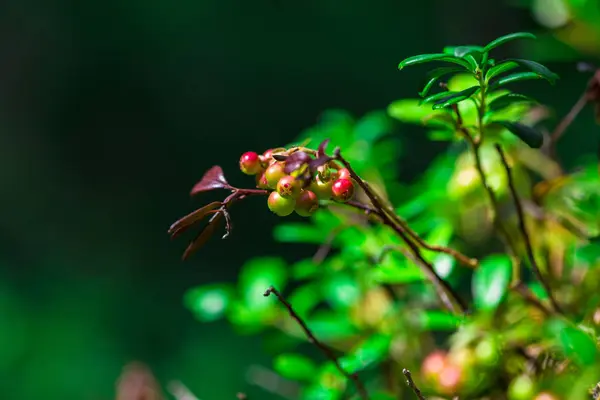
left=239, top=151, right=261, bottom=175
left=337, top=168, right=351, bottom=180
left=265, top=163, right=286, bottom=189
left=331, top=178, right=355, bottom=202
left=256, top=171, right=269, bottom=189
left=422, top=351, right=447, bottom=382
left=438, top=363, right=463, bottom=395
left=267, top=191, right=296, bottom=216
left=295, top=190, right=319, bottom=217
left=277, top=175, right=302, bottom=199
left=309, top=176, right=333, bottom=200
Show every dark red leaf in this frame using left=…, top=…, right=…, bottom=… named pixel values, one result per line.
left=272, top=154, right=288, bottom=162
left=168, top=201, right=223, bottom=238
left=283, top=151, right=312, bottom=174
left=190, top=166, right=230, bottom=196
left=308, top=155, right=332, bottom=172
left=318, top=138, right=330, bottom=157
left=182, top=212, right=224, bottom=260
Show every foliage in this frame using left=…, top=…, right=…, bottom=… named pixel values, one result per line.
left=171, top=32, right=600, bottom=399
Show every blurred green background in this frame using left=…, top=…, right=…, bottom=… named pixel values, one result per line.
left=0, top=0, right=598, bottom=398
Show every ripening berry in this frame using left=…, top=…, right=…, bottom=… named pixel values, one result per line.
left=295, top=190, right=319, bottom=217
left=239, top=151, right=262, bottom=175
left=422, top=351, right=448, bottom=382
left=331, top=178, right=355, bottom=202
left=309, top=176, right=333, bottom=200
left=277, top=175, right=302, bottom=199
left=265, top=162, right=286, bottom=189
left=508, top=375, right=536, bottom=400
left=336, top=168, right=351, bottom=180
left=267, top=191, right=296, bottom=216
left=534, top=392, right=559, bottom=400
left=438, top=363, right=463, bottom=395
left=256, top=171, right=269, bottom=189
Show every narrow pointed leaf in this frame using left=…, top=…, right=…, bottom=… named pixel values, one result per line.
left=168, top=201, right=222, bottom=238
left=488, top=93, right=538, bottom=112
left=485, top=61, right=519, bottom=82
left=420, top=91, right=455, bottom=106
left=432, top=86, right=480, bottom=109
left=504, top=58, right=559, bottom=83
left=419, top=67, right=464, bottom=97
left=398, top=53, right=470, bottom=70
left=472, top=254, right=512, bottom=311
left=490, top=72, right=544, bottom=89
left=182, top=213, right=224, bottom=260
left=190, top=166, right=230, bottom=195
left=483, top=32, right=536, bottom=53
left=273, top=353, right=318, bottom=381
left=492, top=120, right=544, bottom=148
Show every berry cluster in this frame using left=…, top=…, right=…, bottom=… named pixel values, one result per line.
left=238, top=148, right=355, bottom=217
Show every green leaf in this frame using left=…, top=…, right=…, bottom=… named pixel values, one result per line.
left=504, top=58, right=559, bottom=84
left=421, top=91, right=455, bottom=105
left=287, top=282, right=322, bottom=318
left=274, top=223, right=330, bottom=244
left=291, top=259, right=320, bottom=280
left=387, top=99, right=446, bottom=125
left=322, top=273, right=360, bottom=309
left=472, top=254, right=512, bottom=311
left=547, top=319, right=598, bottom=365
left=398, top=53, right=470, bottom=70
left=444, top=45, right=485, bottom=57
left=492, top=120, right=544, bottom=148
left=306, top=312, right=358, bottom=340
left=431, top=86, right=480, bottom=110
left=184, top=283, right=234, bottom=322
left=574, top=243, right=600, bottom=269
left=490, top=71, right=545, bottom=89
left=371, top=394, right=397, bottom=400
left=239, top=257, right=287, bottom=310
left=418, top=310, right=464, bottom=331
left=339, top=334, right=392, bottom=373
left=419, top=67, right=464, bottom=97
left=273, top=353, right=318, bottom=381
left=488, top=93, right=537, bottom=112
left=301, top=385, right=341, bottom=400
left=483, top=32, right=536, bottom=53
left=485, top=61, right=519, bottom=82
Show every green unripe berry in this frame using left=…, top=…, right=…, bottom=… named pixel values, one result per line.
left=508, top=375, right=536, bottom=400
left=295, top=190, right=319, bottom=217
left=331, top=178, right=355, bottom=202
left=309, top=176, right=333, bottom=200
left=239, top=151, right=261, bottom=175
left=267, top=191, right=296, bottom=216
left=265, top=163, right=286, bottom=189
left=475, top=337, right=500, bottom=366
left=277, top=175, right=302, bottom=199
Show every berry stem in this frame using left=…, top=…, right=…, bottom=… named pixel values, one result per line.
left=332, top=148, right=467, bottom=315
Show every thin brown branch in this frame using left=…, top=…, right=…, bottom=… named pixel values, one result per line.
left=312, top=225, right=347, bottom=264
left=511, top=281, right=553, bottom=317
left=263, top=286, right=370, bottom=400
left=548, top=92, right=589, bottom=158
left=402, top=369, right=427, bottom=400
left=333, top=149, right=467, bottom=314
left=495, top=144, right=563, bottom=315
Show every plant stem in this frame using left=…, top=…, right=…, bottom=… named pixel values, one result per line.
left=264, top=286, right=370, bottom=400
left=495, top=144, right=563, bottom=314
left=402, top=369, right=427, bottom=400
left=334, top=149, right=467, bottom=314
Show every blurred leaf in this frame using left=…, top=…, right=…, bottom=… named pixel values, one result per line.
left=274, top=224, right=330, bottom=244
left=339, top=334, right=392, bottom=373
left=273, top=353, right=318, bottom=381
left=287, top=282, right=322, bottom=318
left=504, top=58, right=559, bottom=83
left=292, top=259, right=321, bottom=280
left=488, top=93, right=537, bottom=112
left=492, top=120, right=544, bottom=148
left=432, top=86, right=480, bottom=109
left=371, top=394, right=397, bottom=400
left=547, top=319, right=598, bottom=365
left=353, top=111, right=392, bottom=142
left=301, top=385, right=341, bottom=400
left=239, top=257, right=287, bottom=310
left=307, top=312, right=358, bottom=340
left=190, top=165, right=230, bottom=195
left=574, top=242, right=600, bottom=269
left=398, top=54, right=470, bottom=70
left=184, top=283, right=234, bottom=322
left=528, top=281, right=550, bottom=301
left=371, top=255, right=425, bottom=284
left=322, top=273, right=360, bottom=309
left=387, top=99, right=447, bottom=125
left=472, top=254, right=512, bottom=311
left=419, top=310, right=464, bottom=331
left=483, top=32, right=536, bottom=52
left=490, top=71, right=545, bottom=89
left=419, top=67, right=465, bottom=97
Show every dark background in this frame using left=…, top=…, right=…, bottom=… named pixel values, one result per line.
left=0, top=0, right=597, bottom=398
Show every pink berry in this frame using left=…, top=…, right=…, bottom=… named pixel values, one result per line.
left=239, top=152, right=261, bottom=175
left=295, top=190, right=319, bottom=217
left=331, top=178, right=355, bottom=202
